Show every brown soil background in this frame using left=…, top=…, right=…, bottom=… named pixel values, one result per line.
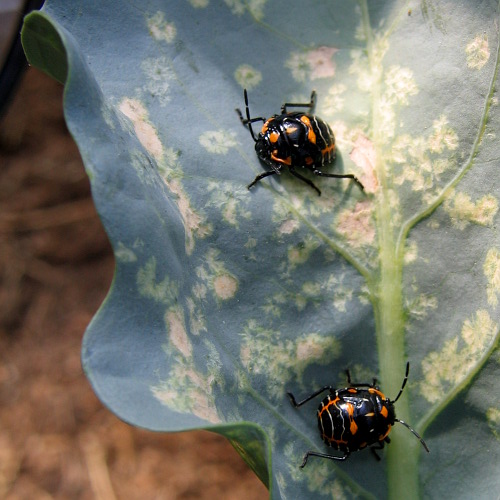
left=0, top=68, right=267, bottom=499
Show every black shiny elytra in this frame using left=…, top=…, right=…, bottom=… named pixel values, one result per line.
left=236, top=89, right=364, bottom=196
left=287, top=362, right=429, bottom=467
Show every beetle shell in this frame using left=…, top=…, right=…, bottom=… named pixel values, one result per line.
left=317, top=387, right=396, bottom=453
left=255, top=112, right=336, bottom=171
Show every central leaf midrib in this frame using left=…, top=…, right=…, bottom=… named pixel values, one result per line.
left=359, top=1, right=421, bottom=499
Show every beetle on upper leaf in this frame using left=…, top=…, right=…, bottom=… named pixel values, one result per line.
left=236, top=89, right=364, bottom=196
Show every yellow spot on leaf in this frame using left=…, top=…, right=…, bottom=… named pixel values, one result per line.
left=239, top=327, right=339, bottom=398
left=429, top=116, right=459, bottom=153
left=484, top=248, right=500, bottom=307
left=384, top=65, right=419, bottom=105
left=147, top=11, right=176, bottom=43
left=421, top=310, right=498, bottom=402
left=466, top=34, right=490, bottom=70
left=152, top=374, right=220, bottom=424
left=444, top=191, right=498, bottom=230
left=487, top=407, right=500, bottom=438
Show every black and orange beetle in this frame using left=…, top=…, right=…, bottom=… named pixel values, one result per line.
left=287, top=362, right=429, bottom=467
left=236, top=89, right=364, bottom=196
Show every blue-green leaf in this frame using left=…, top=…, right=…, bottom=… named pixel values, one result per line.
left=22, top=1, right=500, bottom=498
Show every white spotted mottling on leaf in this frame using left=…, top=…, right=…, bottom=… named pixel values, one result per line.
left=189, top=0, right=209, bottom=7
left=384, top=66, right=419, bottom=105
left=420, top=310, right=498, bottom=402
left=166, top=307, right=192, bottom=359
left=119, top=98, right=163, bottom=161
left=444, top=191, right=498, bottom=230
left=323, top=84, right=347, bottom=115
left=141, top=57, right=174, bottom=106
left=115, top=242, right=137, bottom=263
left=466, top=34, right=490, bottom=70
left=279, top=219, right=300, bottom=235
left=234, top=64, right=262, bottom=90
left=147, top=11, right=176, bottom=43
left=224, top=0, right=266, bottom=20
left=307, top=47, right=339, bottom=80
left=195, top=248, right=239, bottom=301
left=428, top=116, right=459, bottom=153
left=484, top=248, right=500, bottom=307
left=286, top=46, right=339, bottom=82
left=199, top=130, right=238, bottom=154
left=152, top=362, right=221, bottom=424
left=336, top=200, right=375, bottom=248
left=239, top=326, right=340, bottom=398
left=157, top=150, right=212, bottom=255
left=487, top=407, right=500, bottom=438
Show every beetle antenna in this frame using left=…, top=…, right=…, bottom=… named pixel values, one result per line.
left=391, top=362, right=410, bottom=404
left=235, top=89, right=265, bottom=142
left=395, top=418, right=430, bottom=453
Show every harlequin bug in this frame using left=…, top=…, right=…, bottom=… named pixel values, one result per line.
left=236, top=89, right=364, bottom=196
left=287, top=362, right=429, bottom=467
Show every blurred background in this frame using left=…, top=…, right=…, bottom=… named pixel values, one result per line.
left=0, top=3, right=267, bottom=498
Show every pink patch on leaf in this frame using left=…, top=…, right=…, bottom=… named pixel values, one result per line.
left=307, top=46, right=339, bottom=80
left=349, top=134, right=379, bottom=193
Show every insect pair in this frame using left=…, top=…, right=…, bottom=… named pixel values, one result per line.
left=236, top=89, right=364, bottom=196
left=287, top=362, right=429, bottom=466
left=237, top=91, right=428, bottom=464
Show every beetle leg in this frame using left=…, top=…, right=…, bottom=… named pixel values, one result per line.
left=370, top=441, right=385, bottom=461
left=300, top=449, right=350, bottom=468
left=287, top=386, right=333, bottom=408
left=313, top=169, right=365, bottom=191
left=289, top=167, right=321, bottom=196
left=281, top=90, right=317, bottom=114
left=345, top=369, right=377, bottom=388
left=236, top=108, right=265, bottom=142
left=247, top=170, right=278, bottom=190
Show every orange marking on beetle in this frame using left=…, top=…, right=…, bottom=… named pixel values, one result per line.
left=324, top=435, right=348, bottom=445
left=318, top=396, right=340, bottom=418
left=350, top=419, right=358, bottom=435
left=379, top=425, right=392, bottom=441
left=261, top=118, right=274, bottom=134
left=347, top=388, right=357, bottom=393
left=305, top=156, right=314, bottom=165
left=285, top=125, right=299, bottom=135
left=271, top=152, right=291, bottom=165
left=321, top=143, right=336, bottom=155
left=346, top=403, right=355, bottom=416
left=300, top=115, right=316, bottom=144
left=368, top=388, right=387, bottom=400
left=380, top=405, right=389, bottom=418
left=365, top=412, right=375, bottom=417
left=269, top=131, right=279, bottom=143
